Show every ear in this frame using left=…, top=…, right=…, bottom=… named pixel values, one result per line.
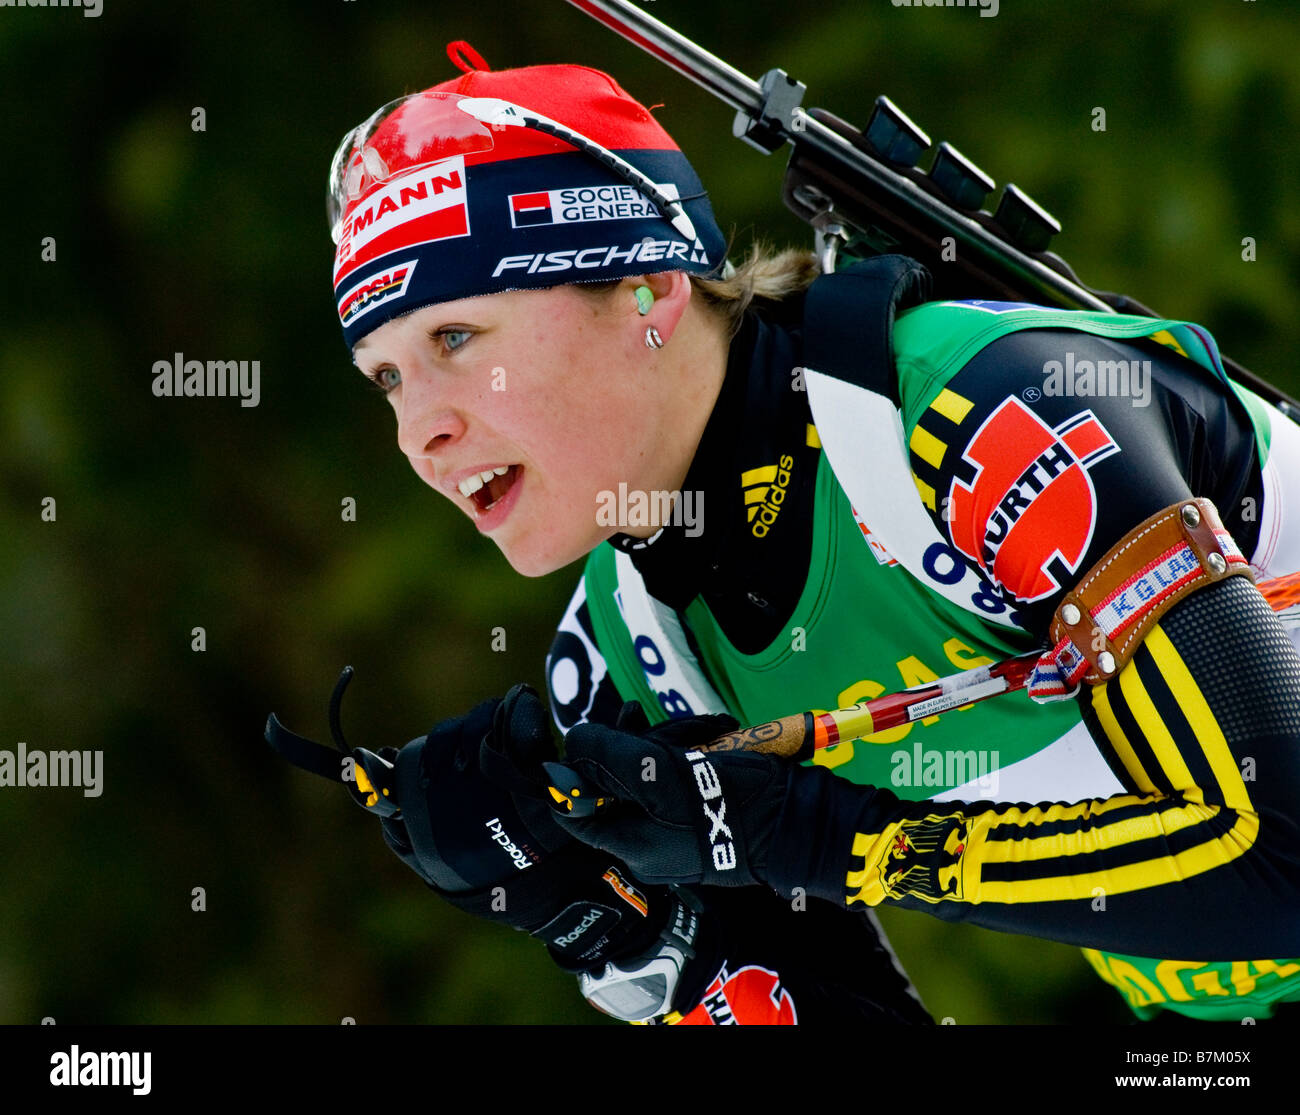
left=626, top=271, right=692, bottom=342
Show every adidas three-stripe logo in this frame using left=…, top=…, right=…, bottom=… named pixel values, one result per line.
left=742, top=454, right=794, bottom=538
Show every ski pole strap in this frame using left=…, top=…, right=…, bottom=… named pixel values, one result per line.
left=264, top=712, right=347, bottom=782
left=1028, top=498, right=1253, bottom=702
left=265, top=711, right=401, bottom=816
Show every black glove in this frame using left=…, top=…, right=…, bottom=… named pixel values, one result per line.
left=378, top=686, right=685, bottom=974
left=266, top=673, right=680, bottom=976
left=552, top=701, right=792, bottom=888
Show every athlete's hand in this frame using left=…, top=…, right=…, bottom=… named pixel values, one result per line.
left=377, top=687, right=683, bottom=974
left=553, top=703, right=792, bottom=888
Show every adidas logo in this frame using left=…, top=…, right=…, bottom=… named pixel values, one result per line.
left=742, top=454, right=794, bottom=538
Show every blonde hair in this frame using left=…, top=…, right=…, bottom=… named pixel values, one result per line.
left=572, top=242, right=821, bottom=339
left=690, top=243, right=821, bottom=338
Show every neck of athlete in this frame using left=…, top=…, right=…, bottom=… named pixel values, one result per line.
left=620, top=293, right=733, bottom=539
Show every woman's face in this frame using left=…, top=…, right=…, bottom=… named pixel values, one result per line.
left=352, top=282, right=693, bottom=576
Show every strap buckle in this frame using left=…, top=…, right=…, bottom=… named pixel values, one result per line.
left=264, top=666, right=401, bottom=817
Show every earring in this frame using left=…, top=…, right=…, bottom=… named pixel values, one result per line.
left=644, top=326, right=664, bottom=349
left=634, top=286, right=655, bottom=316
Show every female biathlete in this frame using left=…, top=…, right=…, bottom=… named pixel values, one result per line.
left=285, top=43, right=1300, bottom=1025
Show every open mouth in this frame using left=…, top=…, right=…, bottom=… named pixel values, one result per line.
left=459, top=464, right=522, bottom=515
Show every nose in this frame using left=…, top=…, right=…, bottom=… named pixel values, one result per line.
left=395, top=374, right=468, bottom=461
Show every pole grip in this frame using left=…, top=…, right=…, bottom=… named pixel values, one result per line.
left=691, top=712, right=815, bottom=761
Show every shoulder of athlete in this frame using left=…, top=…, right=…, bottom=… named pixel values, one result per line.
left=893, top=303, right=1262, bottom=629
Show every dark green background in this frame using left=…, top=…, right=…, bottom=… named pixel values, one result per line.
left=1, top=0, right=1296, bottom=1025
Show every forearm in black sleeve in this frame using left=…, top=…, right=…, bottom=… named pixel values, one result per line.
left=768, top=576, right=1300, bottom=958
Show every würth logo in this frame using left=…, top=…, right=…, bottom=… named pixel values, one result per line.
left=947, top=398, right=1118, bottom=602
left=678, top=965, right=797, bottom=1026
left=742, top=455, right=794, bottom=538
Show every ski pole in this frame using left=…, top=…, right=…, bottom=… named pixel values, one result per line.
left=694, top=567, right=1300, bottom=761
left=544, top=648, right=1038, bottom=812
left=689, top=649, right=1041, bottom=764
left=545, top=571, right=1300, bottom=813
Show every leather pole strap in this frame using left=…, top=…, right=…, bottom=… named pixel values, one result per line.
left=1045, top=497, right=1254, bottom=686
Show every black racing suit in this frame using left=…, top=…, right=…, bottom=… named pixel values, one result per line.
left=546, top=275, right=1300, bottom=1023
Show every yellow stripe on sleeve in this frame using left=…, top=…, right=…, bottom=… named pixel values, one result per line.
left=1143, top=626, right=1255, bottom=813
left=847, top=796, right=1259, bottom=907
left=971, top=799, right=1257, bottom=904
left=908, top=424, right=947, bottom=470
left=930, top=387, right=975, bottom=425
left=1090, top=682, right=1157, bottom=793
left=913, top=474, right=936, bottom=511
left=1117, top=660, right=1199, bottom=798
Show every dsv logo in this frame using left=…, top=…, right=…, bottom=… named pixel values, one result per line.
left=685, top=751, right=736, bottom=872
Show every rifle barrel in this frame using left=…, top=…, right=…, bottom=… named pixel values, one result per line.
left=563, top=0, right=763, bottom=115
left=564, top=0, right=1299, bottom=414
left=564, top=0, right=1109, bottom=314
left=784, top=118, right=1114, bottom=313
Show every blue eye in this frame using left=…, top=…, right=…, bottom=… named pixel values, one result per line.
left=442, top=330, right=472, bottom=352
left=369, top=367, right=401, bottom=394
